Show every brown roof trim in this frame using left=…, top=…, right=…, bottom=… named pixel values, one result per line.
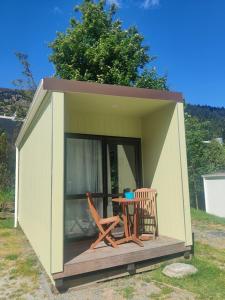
left=43, top=78, right=183, bottom=102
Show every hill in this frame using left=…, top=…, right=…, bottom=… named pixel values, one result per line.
left=0, top=87, right=30, bottom=119
left=186, top=103, right=225, bottom=140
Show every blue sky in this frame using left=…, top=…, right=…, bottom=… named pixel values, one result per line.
left=0, top=0, right=225, bottom=107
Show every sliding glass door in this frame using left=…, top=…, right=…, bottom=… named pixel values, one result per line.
left=64, top=134, right=142, bottom=240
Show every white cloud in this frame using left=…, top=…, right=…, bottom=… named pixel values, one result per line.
left=53, top=6, right=63, bottom=14
left=107, top=0, right=121, bottom=7
left=141, top=0, right=160, bottom=9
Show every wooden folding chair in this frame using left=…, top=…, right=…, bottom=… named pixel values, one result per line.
left=135, top=188, right=158, bottom=239
left=86, top=192, right=120, bottom=249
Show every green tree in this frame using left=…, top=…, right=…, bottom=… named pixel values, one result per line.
left=202, top=140, right=225, bottom=174
left=185, top=113, right=225, bottom=209
left=0, top=131, right=11, bottom=190
left=12, top=52, right=37, bottom=93
left=12, top=52, right=36, bottom=119
left=49, top=0, right=167, bottom=89
left=185, top=114, right=207, bottom=209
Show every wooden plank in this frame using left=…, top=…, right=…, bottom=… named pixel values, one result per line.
left=65, top=236, right=181, bottom=264
left=61, top=243, right=185, bottom=278
left=61, top=262, right=159, bottom=290
left=53, top=236, right=187, bottom=280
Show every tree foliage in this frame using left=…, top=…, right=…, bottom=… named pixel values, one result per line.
left=12, top=52, right=36, bottom=119
left=185, top=113, right=225, bottom=209
left=0, top=131, right=11, bottom=190
left=49, top=0, right=167, bottom=89
left=185, top=103, right=225, bottom=140
left=12, top=52, right=37, bottom=93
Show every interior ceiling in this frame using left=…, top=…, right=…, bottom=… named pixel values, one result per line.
left=65, top=92, right=174, bottom=117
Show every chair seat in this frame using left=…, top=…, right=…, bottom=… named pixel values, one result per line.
left=99, top=216, right=120, bottom=225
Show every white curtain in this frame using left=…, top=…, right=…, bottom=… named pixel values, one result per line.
left=65, top=138, right=103, bottom=239
left=66, top=138, right=103, bottom=194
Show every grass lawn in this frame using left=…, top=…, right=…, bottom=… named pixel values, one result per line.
left=0, top=215, right=43, bottom=299
left=0, top=216, right=14, bottom=229
left=0, top=189, right=14, bottom=204
left=142, top=241, right=225, bottom=299
left=191, top=208, right=225, bottom=226
left=139, top=209, right=225, bottom=300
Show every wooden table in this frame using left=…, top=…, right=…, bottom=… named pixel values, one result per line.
left=112, top=198, right=146, bottom=247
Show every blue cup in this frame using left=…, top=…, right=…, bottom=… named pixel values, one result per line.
left=125, top=192, right=135, bottom=200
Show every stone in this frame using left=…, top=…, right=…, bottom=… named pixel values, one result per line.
left=162, top=263, right=198, bottom=278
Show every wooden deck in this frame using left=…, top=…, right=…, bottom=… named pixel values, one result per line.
left=53, top=236, right=188, bottom=280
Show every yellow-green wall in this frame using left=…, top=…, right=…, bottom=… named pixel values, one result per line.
left=18, top=94, right=53, bottom=276
left=176, top=103, right=192, bottom=245
left=51, top=92, right=64, bottom=274
left=18, top=92, right=65, bottom=279
left=142, top=103, right=192, bottom=245
left=65, top=99, right=142, bottom=138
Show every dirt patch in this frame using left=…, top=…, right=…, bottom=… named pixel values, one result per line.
left=192, top=220, right=225, bottom=249
left=166, top=290, right=195, bottom=300
left=51, top=274, right=197, bottom=300
left=0, top=224, right=49, bottom=300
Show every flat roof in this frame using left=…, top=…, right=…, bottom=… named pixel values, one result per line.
left=15, top=78, right=183, bottom=147
left=202, top=172, right=225, bottom=179
left=43, top=78, right=183, bottom=102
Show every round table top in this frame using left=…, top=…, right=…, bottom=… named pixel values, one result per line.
left=112, top=197, right=148, bottom=204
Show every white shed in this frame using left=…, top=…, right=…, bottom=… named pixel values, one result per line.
left=202, top=173, right=225, bottom=218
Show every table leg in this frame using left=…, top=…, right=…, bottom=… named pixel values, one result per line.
left=115, top=204, right=132, bottom=245
left=115, top=202, right=144, bottom=247
left=123, top=204, right=129, bottom=240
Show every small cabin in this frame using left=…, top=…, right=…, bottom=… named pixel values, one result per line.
left=15, top=78, right=192, bottom=286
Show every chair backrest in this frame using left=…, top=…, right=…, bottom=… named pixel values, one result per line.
left=86, top=192, right=101, bottom=224
left=135, top=188, right=157, bottom=216
left=135, top=188, right=158, bottom=236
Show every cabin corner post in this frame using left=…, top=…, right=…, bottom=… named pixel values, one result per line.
left=51, top=92, right=64, bottom=274
left=202, top=177, right=208, bottom=212
left=14, top=147, right=19, bottom=228
left=177, top=102, right=193, bottom=246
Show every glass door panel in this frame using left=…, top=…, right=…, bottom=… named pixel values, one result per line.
left=65, top=198, right=103, bottom=239
left=66, top=138, right=103, bottom=195
left=65, top=137, right=103, bottom=239
left=107, top=141, right=141, bottom=216
left=117, top=144, right=137, bottom=193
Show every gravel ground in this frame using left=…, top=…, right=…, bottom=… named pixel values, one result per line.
left=37, top=272, right=195, bottom=300
left=192, top=220, right=225, bottom=249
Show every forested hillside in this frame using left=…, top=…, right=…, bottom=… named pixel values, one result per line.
left=0, top=87, right=30, bottom=119
left=186, top=103, right=225, bottom=140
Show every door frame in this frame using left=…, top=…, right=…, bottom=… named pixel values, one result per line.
left=64, top=132, right=143, bottom=217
